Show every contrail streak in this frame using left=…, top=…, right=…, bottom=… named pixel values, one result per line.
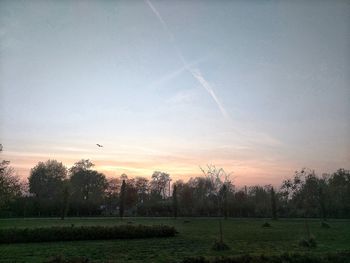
left=189, top=68, right=230, bottom=119
left=147, top=56, right=209, bottom=89
left=144, top=0, right=230, bottom=120
left=144, top=0, right=175, bottom=42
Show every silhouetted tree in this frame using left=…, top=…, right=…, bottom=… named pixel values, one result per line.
left=150, top=171, right=171, bottom=199
left=60, top=180, right=70, bottom=220
left=29, top=160, right=67, bottom=216
left=327, top=169, right=350, bottom=218
left=270, top=187, right=277, bottom=220
left=69, top=160, right=107, bottom=216
left=69, top=159, right=94, bottom=174
left=125, top=178, right=138, bottom=214
left=119, top=179, right=126, bottom=219
left=2, top=156, right=350, bottom=219
left=173, top=184, right=178, bottom=219
left=221, top=184, right=228, bottom=219
left=105, top=178, right=120, bottom=215
left=0, top=146, right=22, bottom=214
left=135, top=177, right=149, bottom=204
left=318, top=177, right=327, bottom=220
left=200, top=165, right=233, bottom=216
left=176, top=179, right=194, bottom=216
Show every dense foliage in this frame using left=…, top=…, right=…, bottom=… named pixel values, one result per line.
left=0, top=224, right=177, bottom=243
left=69, top=160, right=108, bottom=216
left=0, top=160, right=22, bottom=215
left=0, top=152, right=349, bottom=218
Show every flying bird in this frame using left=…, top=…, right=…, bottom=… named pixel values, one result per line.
left=96, top=144, right=103, bottom=148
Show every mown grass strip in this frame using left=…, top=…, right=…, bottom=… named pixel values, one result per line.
left=0, top=224, right=177, bottom=243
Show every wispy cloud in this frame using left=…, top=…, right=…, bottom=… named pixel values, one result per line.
left=144, top=0, right=230, bottom=120
left=166, top=88, right=197, bottom=104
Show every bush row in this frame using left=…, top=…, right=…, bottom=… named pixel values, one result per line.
left=43, top=252, right=350, bottom=263
left=182, top=252, right=350, bottom=263
left=0, top=224, right=177, bottom=243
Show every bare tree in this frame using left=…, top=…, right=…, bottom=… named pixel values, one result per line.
left=150, top=171, right=171, bottom=199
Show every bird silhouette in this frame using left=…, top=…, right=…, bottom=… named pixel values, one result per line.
left=96, top=144, right=103, bottom=148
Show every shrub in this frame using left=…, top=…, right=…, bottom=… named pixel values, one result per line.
left=321, top=221, right=331, bottom=229
left=0, top=224, right=177, bottom=244
left=308, top=236, right=317, bottom=248
left=299, top=236, right=317, bottom=248
left=299, top=238, right=310, bottom=247
left=212, top=240, right=230, bottom=251
left=261, top=222, right=271, bottom=228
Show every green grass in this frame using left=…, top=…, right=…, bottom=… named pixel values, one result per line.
left=0, top=218, right=349, bottom=263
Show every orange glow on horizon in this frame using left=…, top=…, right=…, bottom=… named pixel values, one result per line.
left=2, top=150, right=296, bottom=187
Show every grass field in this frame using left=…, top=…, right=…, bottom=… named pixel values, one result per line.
left=0, top=217, right=349, bottom=262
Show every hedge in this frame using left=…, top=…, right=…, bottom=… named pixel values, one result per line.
left=0, top=224, right=177, bottom=243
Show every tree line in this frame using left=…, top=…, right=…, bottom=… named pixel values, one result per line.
left=1, top=155, right=349, bottom=218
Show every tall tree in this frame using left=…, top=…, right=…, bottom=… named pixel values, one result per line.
left=105, top=178, right=120, bottom=215
left=119, top=179, right=126, bottom=219
left=0, top=148, right=22, bottom=213
left=60, top=179, right=70, bottom=220
left=29, top=160, right=67, bottom=216
left=200, top=165, right=229, bottom=195
left=135, top=177, right=149, bottom=204
left=69, top=159, right=94, bottom=174
left=176, top=179, right=195, bottom=216
left=328, top=169, right=350, bottom=218
left=220, top=184, right=228, bottom=219
left=317, top=177, right=328, bottom=220
left=69, top=160, right=107, bottom=215
left=120, top=177, right=138, bottom=214
left=270, top=187, right=277, bottom=220
left=200, top=165, right=233, bottom=216
left=150, top=171, right=171, bottom=199
left=173, top=184, right=178, bottom=219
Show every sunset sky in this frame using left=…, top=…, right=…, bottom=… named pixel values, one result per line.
left=1, top=0, right=349, bottom=186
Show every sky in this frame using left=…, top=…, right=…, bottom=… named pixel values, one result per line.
left=0, top=0, right=349, bottom=186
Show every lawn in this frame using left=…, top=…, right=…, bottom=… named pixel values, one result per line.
left=0, top=217, right=349, bottom=262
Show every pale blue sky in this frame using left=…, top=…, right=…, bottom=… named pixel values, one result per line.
left=1, top=0, right=349, bottom=185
